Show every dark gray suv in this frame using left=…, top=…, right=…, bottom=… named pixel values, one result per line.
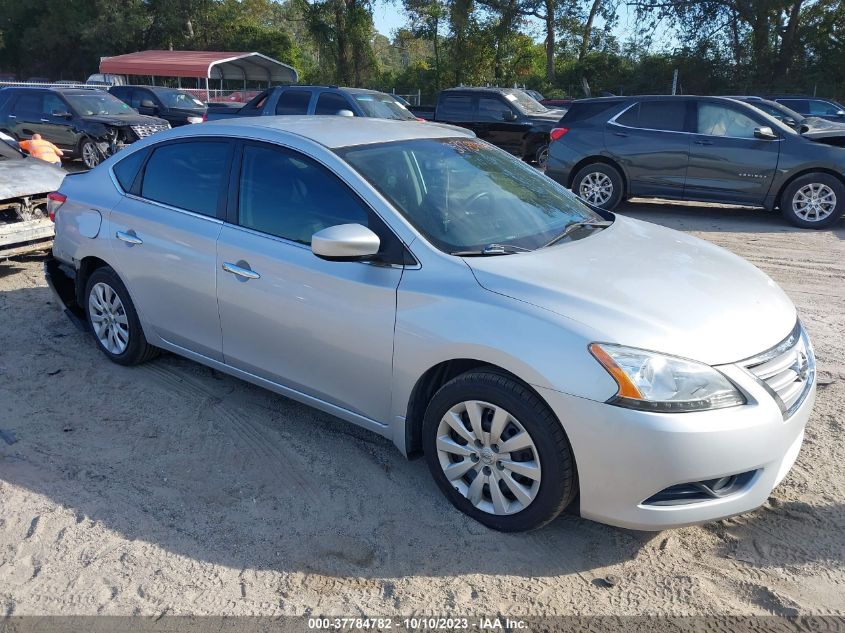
left=546, top=95, right=845, bottom=228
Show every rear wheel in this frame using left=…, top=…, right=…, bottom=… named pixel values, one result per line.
left=423, top=369, right=577, bottom=532
left=572, top=163, right=624, bottom=210
left=534, top=143, right=550, bottom=169
left=85, top=267, right=158, bottom=366
left=781, top=173, right=845, bottom=228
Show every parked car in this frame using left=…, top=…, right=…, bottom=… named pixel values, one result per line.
left=766, top=95, right=845, bottom=122
left=0, top=86, right=169, bottom=169
left=541, top=97, right=573, bottom=109
left=204, top=85, right=418, bottom=122
left=546, top=95, right=845, bottom=228
left=109, top=85, right=206, bottom=127
left=86, top=73, right=126, bottom=87
left=410, top=87, right=562, bottom=166
left=730, top=96, right=845, bottom=146
left=45, top=117, right=815, bottom=532
left=524, top=89, right=545, bottom=102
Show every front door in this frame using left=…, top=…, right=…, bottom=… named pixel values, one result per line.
left=216, top=142, right=403, bottom=423
left=475, top=96, right=525, bottom=155
left=604, top=99, right=692, bottom=198
left=685, top=100, right=780, bottom=205
left=109, top=139, right=233, bottom=360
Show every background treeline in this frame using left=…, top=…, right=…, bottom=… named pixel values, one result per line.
left=0, top=0, right=842, bottom=101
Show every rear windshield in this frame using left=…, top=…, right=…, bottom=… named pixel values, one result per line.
left=560, top=100, right=625, bottom=124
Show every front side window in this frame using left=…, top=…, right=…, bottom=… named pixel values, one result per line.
left=315, top=92, right=352, bottom=116
left=808, top=100, right=843, bottom=116
left=352, top=93, right=416, bottom=120
left=778, top=99, right=809, bottom=114
left=275, top=90, right=312, bottom=115
left=477, top=97, right=514, bottom=122
left=697, top=103, right=759, bottom=138
left=238, top=144, right=370, bottom=245
left=43, top=94, right=67, bottom=116
left=65, top=92, right=134, bottom=116
left=338, top=138, right=601, bottom=254
left=141, top=141, right=229, bottom=216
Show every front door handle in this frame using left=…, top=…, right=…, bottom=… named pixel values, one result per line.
left=222, top=261, right=260, bottom=280
left=694, top=139, right=714, bottom=145
left=115, top=230, right=143, bottom=245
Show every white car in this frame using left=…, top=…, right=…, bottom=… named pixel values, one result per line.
left=46, top=117, right=816, bottom=531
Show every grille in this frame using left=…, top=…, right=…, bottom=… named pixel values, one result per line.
left=741, top=321, right=815, bottom=419
left=130, top=123, right=170, bottom=139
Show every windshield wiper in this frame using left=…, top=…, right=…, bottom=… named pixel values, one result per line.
left=451, top=243, right=533, bottom=256
left=542, top=220, right=612, bottom=248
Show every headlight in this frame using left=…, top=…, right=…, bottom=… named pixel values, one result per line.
left=589, top=343, right=745, bottom=412
left=186, top=116, right=204, bottom=124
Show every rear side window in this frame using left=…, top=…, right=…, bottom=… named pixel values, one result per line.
left=561, top=100, right=625, bottom=124
left=438, top=95, right=473, bottom=119
left=620, top=100, right=688, bottom=132
left=275, top=90, right=311, bottom=115
left=13, top=92, right=42, bottom=113
left=112, top=148, right=147, bottom=192
left=477, top=97, right=513, bottom=122
left=778, top=99, right=809, bottom=114
left=315, top=92, right=352, bottom=115
left=141, top=141, right=230, bottom=216
left=614, top=103, right=639, bottom=127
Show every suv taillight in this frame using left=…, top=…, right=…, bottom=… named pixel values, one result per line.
left=550, top=127, right=569, bottom=142
left=47, top=192, right=67, bottom=222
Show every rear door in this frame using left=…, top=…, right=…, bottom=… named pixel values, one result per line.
left=109, top=138, right=233, bottom=360
left=436, top=93, right=476, bottom=131
left=8, top=91, right=44, bottom=140
left=684, top=99, right=780, bottom=205
left=604, top=99, right=692, bottom=198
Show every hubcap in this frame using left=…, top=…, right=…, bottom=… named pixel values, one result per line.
left=435, top=400, right=541, bottom=516
left=537, top=145, right=549, bottom=168
left=579, top=172, right=613, bottom=206
left=82, top=143, right=99, bottom=168
left=793, top=183, right=836, bottom=222
left=88, top=282, right=130, bottom=355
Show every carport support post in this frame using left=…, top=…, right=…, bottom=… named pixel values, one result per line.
left=205, top=77, right=210, bottom=102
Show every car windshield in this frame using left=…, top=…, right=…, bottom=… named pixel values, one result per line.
left=157, top=89, right=206, bottom=110
left=0, top=131, right=23, bottom=160
left=66, top=92, right=134, bottom=116
left=748, top=100, right=805, bottom=125
left=338, top=137, right=602, bottom=253
left=352, top=93, right=417, bottom=120
left=504, top=90, right=548, bottom=114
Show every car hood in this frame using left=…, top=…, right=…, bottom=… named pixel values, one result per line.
left=800, top=117, right=845, bottom=140
left=85, top=114, right=169, bottom=127
left=465, top=216, right=796, bottom=366
left=523, top=111, right=563, bottom=126
left=0, top=157, right=66, bottom=200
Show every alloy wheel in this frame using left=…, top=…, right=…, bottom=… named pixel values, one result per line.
left=792, top=183, right=836, bottom=222
left=578, top=172, right=613, bottom=206
left=81, top=142, right=100, bottom=169
left=88, top=282, right=130, bottom=355
left=536, top=145, right=549, bottom=169
left=435, top=400, right=542, bottom=515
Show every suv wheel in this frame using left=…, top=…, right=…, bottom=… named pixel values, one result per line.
left=79, top=138, right=101, bottom=170
left=535, top=143, right=550, bottom=169
left=781, top=174, right=845, bottom=229
left=422, top=369, right=577, bottom=532
left=572, top=163, right=624, bottom=210
left=85, top=267, right=158, bottom=366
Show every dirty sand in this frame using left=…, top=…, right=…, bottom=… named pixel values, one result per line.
left=0, top=201, right=843, bottom=616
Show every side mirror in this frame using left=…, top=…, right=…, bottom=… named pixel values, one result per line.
left=335, top=109, right=355, bottom=117
left=140, top=99, right=157, bottom=111
left=753, top=126, right=777, bottom=140
left=782, top=116, right=797, bottom=128
left=311, top=223, right=380, bottom=261
left=502, top=110, right=518, bottom=121
left=837, top=110, right=845, bottom=117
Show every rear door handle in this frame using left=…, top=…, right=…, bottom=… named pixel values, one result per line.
left=222, top=261, right=260, bottom=280
left=695, top=139, right=714, bottom=145
left=115, top=230, right=143, bottom=245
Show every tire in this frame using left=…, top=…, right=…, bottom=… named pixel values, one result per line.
left=84, top=267, right=158, bottom=366
left=79, top=138, right=101, bottom=170
left=571, top=163, right=624, bottom=210
left=422, top=369, right=577, bottom=532
left=780, top=173, right=845, bottom=229
left=534, top=143, right=550, bottom=169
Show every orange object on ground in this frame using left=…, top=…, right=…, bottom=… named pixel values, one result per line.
left=19, top=134, right=63, bottom=164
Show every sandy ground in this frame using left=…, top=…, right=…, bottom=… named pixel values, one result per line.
left=0, top=201, right=843, bottom=617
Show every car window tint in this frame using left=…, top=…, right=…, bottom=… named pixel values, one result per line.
left=315, top=92, right=352, bottom=115
left=113, top=148, right=147, bottom=192
left=697, top=103, right=758, bottom=138
left=638, top=101, right=687, bottom=132
left=614, top=103, right=639, bottom=127
left=14, top=92, right=41, bottom=113
left=43, top=94, right=66, bottom=115
left=275, top=90, right=312, bottom=115
left=563, top=100, right=626, bottom=124
left=141, top=142, right=229, bottom=216
left=439, top=95, right=473, bottom=119
left=477, top=97, right=513, bottom=122
left=238, top=144, right=370, bottom=245
left=808, top=100, right=841, bottom=116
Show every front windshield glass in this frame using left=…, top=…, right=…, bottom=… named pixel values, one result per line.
left=750, top=100, right=805, bottom=124
left=504, top=89, right=548, bottom=114
left=338, top=138, right=601, bottom=253
left=158, top=89, right=206, bottom=110
left=353, top=93, right=417, bottom=120
left=66, top=92, right=135, bottom=116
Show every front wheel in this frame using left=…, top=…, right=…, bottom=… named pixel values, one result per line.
left=781, top=174, right=845, bottom=229
left=423, top=369, right=577, bottom=532
left=79, top=138, right=101, bottom=170
left=571, top=163, right=624, bottom=210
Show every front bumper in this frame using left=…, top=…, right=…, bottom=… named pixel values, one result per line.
left=536, top=363, right=815, bottom=531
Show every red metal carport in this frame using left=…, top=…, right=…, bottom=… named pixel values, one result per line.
left=99, top=50, right=298, bottom=98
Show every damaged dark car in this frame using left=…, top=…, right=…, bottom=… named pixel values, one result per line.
left=730, top=96, right=845, bottom=147
left=0, top=87, right=169, bottom=169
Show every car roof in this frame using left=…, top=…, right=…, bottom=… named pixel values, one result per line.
left=202, top=116, right=472, bottom=149
left=441, top=86, right=527, bottom=94
left=1, top=86, right=106, bottom=95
